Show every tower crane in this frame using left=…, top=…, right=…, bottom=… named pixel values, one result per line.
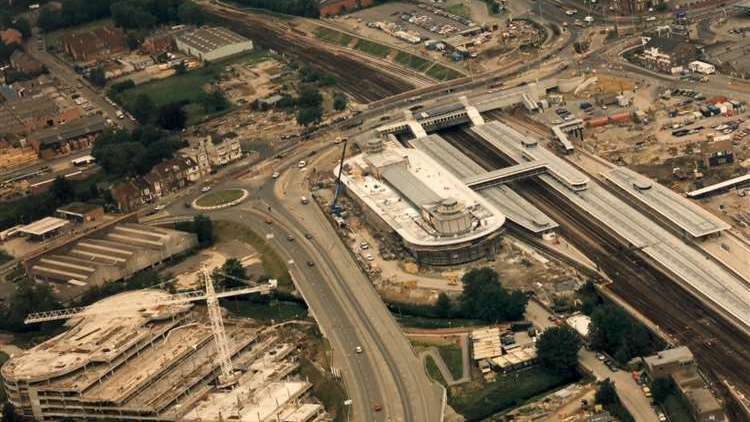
left=24, top=268, right=276, bottom=387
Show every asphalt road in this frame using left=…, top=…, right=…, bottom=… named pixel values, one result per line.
left=163, top=143, right=444, bottom=422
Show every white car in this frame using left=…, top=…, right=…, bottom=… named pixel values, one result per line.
left=272, top=171, right=280, bottom=179
left=360, top=241, right=369, bottom=250
left=366, top=254, right=374, bottom=262
left=565, top=9, right=577, bottom=15
left=201, top=186, right=211, bottom=193
left=645, top=16, right=656, bottom=21
left=355, top=346, right=363, bottom=353
left=154, top=204, right=166, bottom=211
left=298, top=160, right=306, bottom=168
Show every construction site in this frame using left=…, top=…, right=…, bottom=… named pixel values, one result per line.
left=1, top=270, right=328, bottom=422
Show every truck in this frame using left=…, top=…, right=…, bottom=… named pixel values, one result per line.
left=688, top=60, right=716, bottom=75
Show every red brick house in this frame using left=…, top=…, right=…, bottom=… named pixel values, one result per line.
left=61, top=26, right=128, bottom=65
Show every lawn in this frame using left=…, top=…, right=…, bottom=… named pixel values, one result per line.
left=663, top=394, right=696, bottom=422
left=394, top=51, right=433, bottom=72
left=223, top=299, right=307, bottom=322
left=195, top=189, right=245, bottom=207
left=447, top=3, right=471, bottom=18
left=425, top=355, right=447, bottom=385
left=214, top=220, right=293, bottom=292
left=354, top=39, right=391, bottom=58
left=426, top=63, right=464, bottom=81
left=113, top=51, right=268, bottom=122
left=449, top=367, right=578, bottom=421
left=438, top=344, right=464, bottom=380
left=314, top=27, right=353, bottom=47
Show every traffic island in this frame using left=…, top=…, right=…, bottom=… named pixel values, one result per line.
left=192, top=188, right=249, bottom=210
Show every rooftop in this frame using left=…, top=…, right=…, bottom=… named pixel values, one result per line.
left=471, top=121, right=750, bottom=334
left=56, top=202, right=102, bottom=217
left=339, top=138, right=505, bottom=247
left=410, top=134, right=557, bottom=233
left=643, top=346, right=695, bottom=368
left=604, top=166, right=730, bottom=238
left=566, top=314, right=592, bottom=338
left=18, top=216, right=69, bottom=236
left=177, top=26, right=251, bottom=54
left=31, top=115, right=108, bottom=147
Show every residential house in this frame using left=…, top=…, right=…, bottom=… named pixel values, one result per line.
left=110, top=157, right=197, bottom=212
left=180, top=135, right=242, bottom=176
left=9, top=50, right=44, bottom=75
left=1, top=28, right=22, bottom=46
left=61, top=26, right=128, bottom=66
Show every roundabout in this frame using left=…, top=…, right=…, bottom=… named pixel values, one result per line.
left=192, top=188, right=249, bottom=210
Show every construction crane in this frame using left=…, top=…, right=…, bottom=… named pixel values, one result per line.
left=25, top=268, right=276, bottom=387
left=331, top=137, right=348, bottom=215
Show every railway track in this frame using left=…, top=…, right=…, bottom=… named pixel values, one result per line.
left=440, top=127, right=750, bottom=422
left=203, top=5, right=414, bottom=103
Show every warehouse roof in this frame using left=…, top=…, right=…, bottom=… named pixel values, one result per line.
left=177, top=26, right=250, bottom=54
left=31, top=115, right=108, bottom=147
left=381, top=165, right=442, bottom=207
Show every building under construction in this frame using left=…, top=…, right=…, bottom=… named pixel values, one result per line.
left=1, top=287, right=326, bottom=421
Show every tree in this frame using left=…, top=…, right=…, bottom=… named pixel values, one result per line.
left=158, top=102, right=187, bottom=130
left=459, top=267, right=528, bottom=322
left=0, top=279, right=60, bottom=332
left=651, top=377, right=674, bottom=404
left=214, top=258, right=246, bottom=289
left=296, top=106, right=322, bottom=126
left=297, top=86, right=323, bottom=108
left=435, top=292, right=453, bottom=318
left=89, top=66, right=106, bottom=87
left=333, top=92, right=348, bottom=111
left=12, top=17, right=32, bottom=38
left=2, top=402, right=20, bottom=422
left=133, top=94, right=156, bottom=123
left=537, top=325, right=581, bottom=376
left=595, top=379, right=619, bottom=406
left=200, top=91, right=229, bottom=113
left=193, top=214, right=213, bottom=247
left=50, top=176, right=75, bottom=203
left=589, top=304, right=654, bottom=363
left=178, top=0, right=204, bottom=25
left=38, top=8, right=64, bottom=32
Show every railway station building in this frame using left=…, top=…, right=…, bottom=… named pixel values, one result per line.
left=337, top=137, right=506, bottom=266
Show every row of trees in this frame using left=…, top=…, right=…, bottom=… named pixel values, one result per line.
left=38, top=0, right=203, bottom=32
left=234, top=0, right=320, bottom=18
left=578, top=281, right=658, bottom=363
left=91, top=126, right=182, bottom=177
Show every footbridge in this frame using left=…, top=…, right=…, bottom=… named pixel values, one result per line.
left=463, top=161, right=549, bottom=189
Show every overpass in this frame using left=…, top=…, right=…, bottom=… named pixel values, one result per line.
left=463, top=161, right=549, bottom=189
left=551, top=119, right=583, bottom=154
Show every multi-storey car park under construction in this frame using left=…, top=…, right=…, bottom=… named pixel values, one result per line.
left=1, top=285, right=325, bottom=421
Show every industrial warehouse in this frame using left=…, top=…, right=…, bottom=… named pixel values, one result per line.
left=25, top=222, right=197, bottom=299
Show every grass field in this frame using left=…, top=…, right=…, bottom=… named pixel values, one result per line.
left=438, top=344, right=464, bottom=380
left=354, top=39, right=391, bottom=58
left=449, top=367, right=578, bottom=420
left=195, top=189, right=245, bottom=207
left=394, top=51, right=433, bottom=72
left=113, top=51, right=268, bottom=123
left=426, top=63, right=464, bottom=81
left=425, top=355, right=447, bottom=385
left=447, top=3, right=471, bottom=18
left=314, top=27, right=353, bottom=47
left=224, top=299, right=307, bottom=322
left=214, top=220, right=293, bottom=292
